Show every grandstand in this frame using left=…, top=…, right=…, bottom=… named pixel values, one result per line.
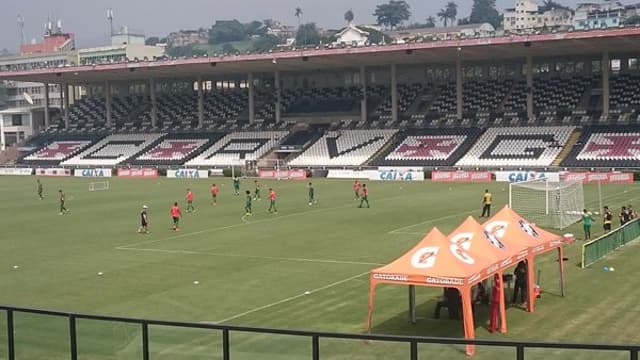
left=3, top=28, right=640, bottom=169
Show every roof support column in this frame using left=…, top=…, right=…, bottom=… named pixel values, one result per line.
left=360, top=65, right=368, bottom=123
left=526, top=55, right=534, bottom=121
left=149, top=78, right=157, bottom=129
left=198, top=76, right=204, bottom=129
left=105, top=81, right=112, bottom=129
left=0, top=114, right=5, bottom=151
left=248, top=73, right=255, bottom=124
left=390, top=64, right=398, bottom=123
left=44, top=83, right=50, bottom=128
left=456, top=59, right=463, bottom=120
left=602, top=51, right=610, bottom=117
left=63, top=84, right=70, bottom=129
left=275, top=70, right=282, bottom=123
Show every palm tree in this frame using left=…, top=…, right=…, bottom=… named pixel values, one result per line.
left=345, top=9, right=355, bottom=25
left=445, top=2, right=458, bottom=27
left=425, top=16, right=436, bottom=28
left=295, top=6, right=304, bottom=45
left=437, top=8, right=449, bottom=27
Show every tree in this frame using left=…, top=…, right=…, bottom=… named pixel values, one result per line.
left=222, top=43, right=238, bottom=54
left=358, top=26, right=391, bottom=44
left=539, top=0, right=571, bottom=12
left=468, top=0, right=501, bottom=29
left=295, top=23, right=322, bottom=45
left=252, top=34, right=281, bottom=52
left=437, top=8, right=449, bottom=27
left=145, top=36, right=160, bottom=46
left=167, top=45, right=207, bottom=58
left=345, top=9, right=355, bottom=24
left=295, top=7, right=303, bottom=26
left=208, top=20, right=247, bottom=44
left=373, top=0, right=411, bottom=29
left=446, top=2, right=458, bottom=26
left=245, top=21, right=265, bottom=36
left=425, top=16, right=437, bottom=28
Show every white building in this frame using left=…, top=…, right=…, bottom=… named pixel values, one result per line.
left=334, top=24, right=370, bottom=46
left=504, top=0, right=574, bottom=32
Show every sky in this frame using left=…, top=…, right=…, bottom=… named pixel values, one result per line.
left=0, top=0, right=587, bottom=52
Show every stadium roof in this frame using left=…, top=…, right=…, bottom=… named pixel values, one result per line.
left=2, top=28, right=640, bottom=85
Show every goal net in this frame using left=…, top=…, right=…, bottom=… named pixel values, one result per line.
left=509, top=178, right=584, bottom=229
left=89, top=181, right=110, bottom=192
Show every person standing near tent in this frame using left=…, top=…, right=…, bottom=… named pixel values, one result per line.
left=603, top=206, right=613, bottom=233
left=481, top=189, right=492, bottom=217
left=512, top=261, right=528, bottom=304
left=581, top=209, right=594, bottom=241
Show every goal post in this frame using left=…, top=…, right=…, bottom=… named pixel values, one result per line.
left=89, top=181, right=110, bottom=192
left=509, top=178, right=584, bottom=229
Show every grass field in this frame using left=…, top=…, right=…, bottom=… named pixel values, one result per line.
left=0, top=176, right=639, bottom=360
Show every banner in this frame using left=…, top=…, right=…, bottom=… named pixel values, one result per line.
left=327, top=169, right=376, bottom=179
left=167, top=169, right=209, bottom=179
left=494, top=171, right=560, bottom=183
left=209, top=169, right=224, bottom=177
left=431, top=171, right=492, bottom=183
left=563, top=172, right=633, bottom=184
left=35, top=168, right=71, bottom=177
left=372, top=169, right=424, bottom=181
left=74, top=168, right=113, bottom=178
left=0, top=168, right=32, bottom=176
left=259, top=169, right=308, bottom=180
left=117, top=168, right=158, bottom=178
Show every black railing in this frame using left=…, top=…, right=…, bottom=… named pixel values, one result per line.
left=1, top=304, right=639, bottom=360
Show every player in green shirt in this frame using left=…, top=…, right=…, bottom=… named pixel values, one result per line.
left=37, top=179, right=43, bottom=199
left=244, top=190, right=253, bottom=216
left=254, top=180, right=261, bottom=201
left=581, top=209, right=595, bottom=240
left=232, top=177, right=240, bottom=195
left=308, top=182, right=316, bottom=205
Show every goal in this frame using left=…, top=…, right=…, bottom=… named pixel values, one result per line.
left=89, top=181, right=110, bottom=192
left=509, top=178, right=584, bottom=229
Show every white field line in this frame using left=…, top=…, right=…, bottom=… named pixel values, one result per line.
left=116, top=193, right=412, bottom=250
left=117, top=247, right=385, bottom=266
left=214, top=271, right=370, bottom=324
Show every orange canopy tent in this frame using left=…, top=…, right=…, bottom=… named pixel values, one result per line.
left=366, top=210, right=566, bottom=356
left=482, top=206, right=566, bottom=312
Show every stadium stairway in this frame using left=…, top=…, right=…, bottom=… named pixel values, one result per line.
left=552, top=129, right=582, bottom=166
left=364, top=131, right=400, bottom=166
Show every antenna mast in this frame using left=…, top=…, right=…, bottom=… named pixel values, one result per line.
left=107, top=9, right=114, bottom=37
left=17, top=14, right=25, bottom=46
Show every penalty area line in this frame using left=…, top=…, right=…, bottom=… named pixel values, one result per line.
left=215, top=271, right=370, bottom=324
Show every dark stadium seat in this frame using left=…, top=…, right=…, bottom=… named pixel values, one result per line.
left=562, top=125, right=640, bottom=168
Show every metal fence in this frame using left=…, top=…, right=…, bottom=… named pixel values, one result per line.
left=582, top=218, right=640, bottom=268
left=1, top=305, right=639, bottom=360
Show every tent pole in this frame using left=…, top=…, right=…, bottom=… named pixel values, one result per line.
left=408, top=285, right=416, bottom=324
left=526, top=257, right=536, bottom=312
left=461, top=287, right=476, bottom=356
left=365, top=279, right=377, bottom=332
left=558, top=246, right=566, bottom=297
left=498, top=273, right=507, bottom=333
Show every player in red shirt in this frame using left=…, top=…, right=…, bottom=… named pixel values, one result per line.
left=211, top=183, right=220, bottom=205
left=170, top=202, right=182, bottom=231
left=186, top=188, right=195, bottom=213
left=358, top=184, right=370, bottom=208
left=353, top=180, right=361, bottom=200
left=268, top=188, right=278, bottom=214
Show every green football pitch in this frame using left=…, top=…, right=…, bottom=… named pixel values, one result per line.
left=0, top=176, right=639, bottom=360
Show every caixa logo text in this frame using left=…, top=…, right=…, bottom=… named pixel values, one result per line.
left=378, top=170, right=414, bottom=181
left=175, top=170, right=200, bottom=178
left=82, top=169, right=106, bottom=177
left=508, top=172, right=546, bottom=182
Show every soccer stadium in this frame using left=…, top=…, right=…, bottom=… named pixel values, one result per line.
left=1, top=2, right=640, bottom=359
